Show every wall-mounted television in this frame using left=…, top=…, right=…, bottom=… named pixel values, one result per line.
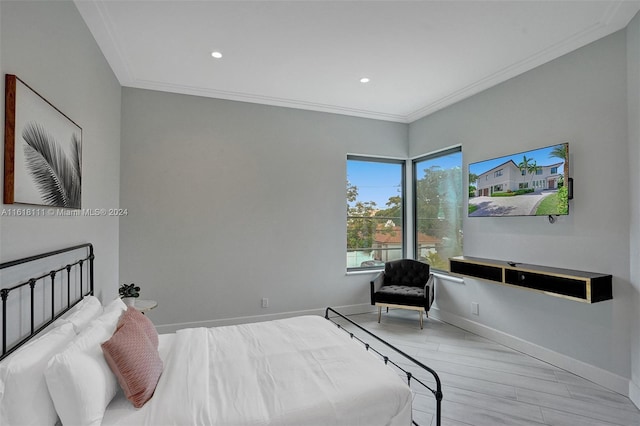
left=468, top=142, right=570, bottom=217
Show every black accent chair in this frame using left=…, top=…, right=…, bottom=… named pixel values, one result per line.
left=370, top=259, right=434, bottom=329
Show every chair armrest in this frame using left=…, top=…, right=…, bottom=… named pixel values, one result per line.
left=370, top=272, right=384, bottom=305
left=424, top=274, right=435, bottom=310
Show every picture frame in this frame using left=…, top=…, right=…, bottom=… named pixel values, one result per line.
left=3, top=74, right=82, bottom=208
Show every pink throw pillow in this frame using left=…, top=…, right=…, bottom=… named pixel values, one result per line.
left=117, top=306, right=159, bottom=349
left=101, top=320, right=163, bottom=408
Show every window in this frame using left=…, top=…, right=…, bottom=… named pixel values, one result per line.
left=413, top=147, right=463, bottom=271
left=347, top=156, right=404, bottom=271
left=551, top=167, right=558, bottom=174
left=495, top=169, right=503, bottom=177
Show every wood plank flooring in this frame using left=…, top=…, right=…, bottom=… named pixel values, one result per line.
left=334, top=310, right=640, bottom=426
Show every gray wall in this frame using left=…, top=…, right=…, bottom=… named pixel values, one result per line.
left=0, top=1, right=121, bottom=301
left=410, top=31, right=632, bottom=381
left=119, top=88, right=407, bottom=328
left=627, top=12, right=640, bottom=405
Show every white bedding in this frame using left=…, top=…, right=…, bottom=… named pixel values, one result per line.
left=102, top=315, right=412, bottom=426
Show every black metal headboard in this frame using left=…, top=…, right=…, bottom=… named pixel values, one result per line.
left=0, top=243, right=94, bottom=361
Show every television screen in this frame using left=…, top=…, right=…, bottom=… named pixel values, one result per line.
left=468, top=142, right=569, bottom=217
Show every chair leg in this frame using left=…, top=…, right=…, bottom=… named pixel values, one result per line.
left=378, top=306, right=382, bottom=323
left=419, top=310, right=424, bottom=329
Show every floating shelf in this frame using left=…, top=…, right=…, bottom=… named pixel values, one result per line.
left=449, top=256, right=612, bottom=303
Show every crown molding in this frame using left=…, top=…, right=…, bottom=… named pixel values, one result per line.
left=76, top=0, right=639, bottom=125
left=74, top=0, right=134, bottom=83
left=125, top=79, right=410, bottom=123
left=406, top=0, right=638, bottom=123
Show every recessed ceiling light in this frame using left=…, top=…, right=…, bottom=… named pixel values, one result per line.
left=360, top=77, right=370, bottom=83
left=211, top=51, right=223, bottom=59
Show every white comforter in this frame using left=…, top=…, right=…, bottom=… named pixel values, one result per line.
left=142, top=315, right=412, bottom=426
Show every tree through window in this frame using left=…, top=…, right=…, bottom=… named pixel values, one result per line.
left=413, top=147, right=463, bottom=271
left=346, top=156, right=404, bottom=271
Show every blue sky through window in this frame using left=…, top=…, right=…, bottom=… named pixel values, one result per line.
left=414, top=151, right=463, bottom=180
left=348, top=153, right=464, bottom=208
left=347, top=160, right=402, bottom=208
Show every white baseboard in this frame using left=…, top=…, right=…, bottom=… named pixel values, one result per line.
left=155, top=303, right=373, bottom=334
left=630, top=378, right=640, bottom=408
left=429, top=307, right=630, bottom=397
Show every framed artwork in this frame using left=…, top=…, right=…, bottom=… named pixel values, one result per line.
left=3, top=74, right=82, bottom=208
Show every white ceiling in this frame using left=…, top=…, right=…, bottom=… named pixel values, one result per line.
left=75, top=1, right=640, bottom=123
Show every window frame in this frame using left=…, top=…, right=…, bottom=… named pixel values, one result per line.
left=412, top=146, right=463, bottom=272
left=346, top=155, right=406, bottom=272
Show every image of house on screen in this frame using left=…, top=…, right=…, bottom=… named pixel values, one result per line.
left=474, top=160, right=564, bottom=197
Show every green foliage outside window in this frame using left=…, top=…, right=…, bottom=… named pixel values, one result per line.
left=414, top=149, right=463, bottom=271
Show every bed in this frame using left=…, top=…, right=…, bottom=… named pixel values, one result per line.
left=0, top=243, right=442, bottom=426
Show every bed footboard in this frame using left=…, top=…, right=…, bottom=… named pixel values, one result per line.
left=325, top=307, right=442, bottom=426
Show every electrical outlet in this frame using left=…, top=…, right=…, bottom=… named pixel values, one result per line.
left=471, top=302, right=479, bottom=315
left=261, top=298, right=269, bottom=308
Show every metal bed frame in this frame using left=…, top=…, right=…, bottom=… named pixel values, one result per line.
left=325, top=307, right=443, bottom=426
left=0, top=243, right=94, bottom=361
left=0, top=244, right=441, bottom=425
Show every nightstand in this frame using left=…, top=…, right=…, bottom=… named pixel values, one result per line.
left=133, top=299, right=158, bottom=313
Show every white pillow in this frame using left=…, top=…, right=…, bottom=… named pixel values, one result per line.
left=0, top=322, right=76, bottom=426
left=72, top=295, right=101, bottom=312
left=102, top=297, right=127, bottom=317
left=44, top=300, right=127, bottom=426
left=55, top=295, right=103, bottom=333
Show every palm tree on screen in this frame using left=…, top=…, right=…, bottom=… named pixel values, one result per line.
left=527, top=161, right=541, bottom=189
left=549, top=144, right=567, bottom=161
left=549, top=143, right=569, bottom=179
left=518, top=155, right=532, bottom=189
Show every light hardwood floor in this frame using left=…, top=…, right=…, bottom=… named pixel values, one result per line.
left=334, top=310, right=640, bottom=426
